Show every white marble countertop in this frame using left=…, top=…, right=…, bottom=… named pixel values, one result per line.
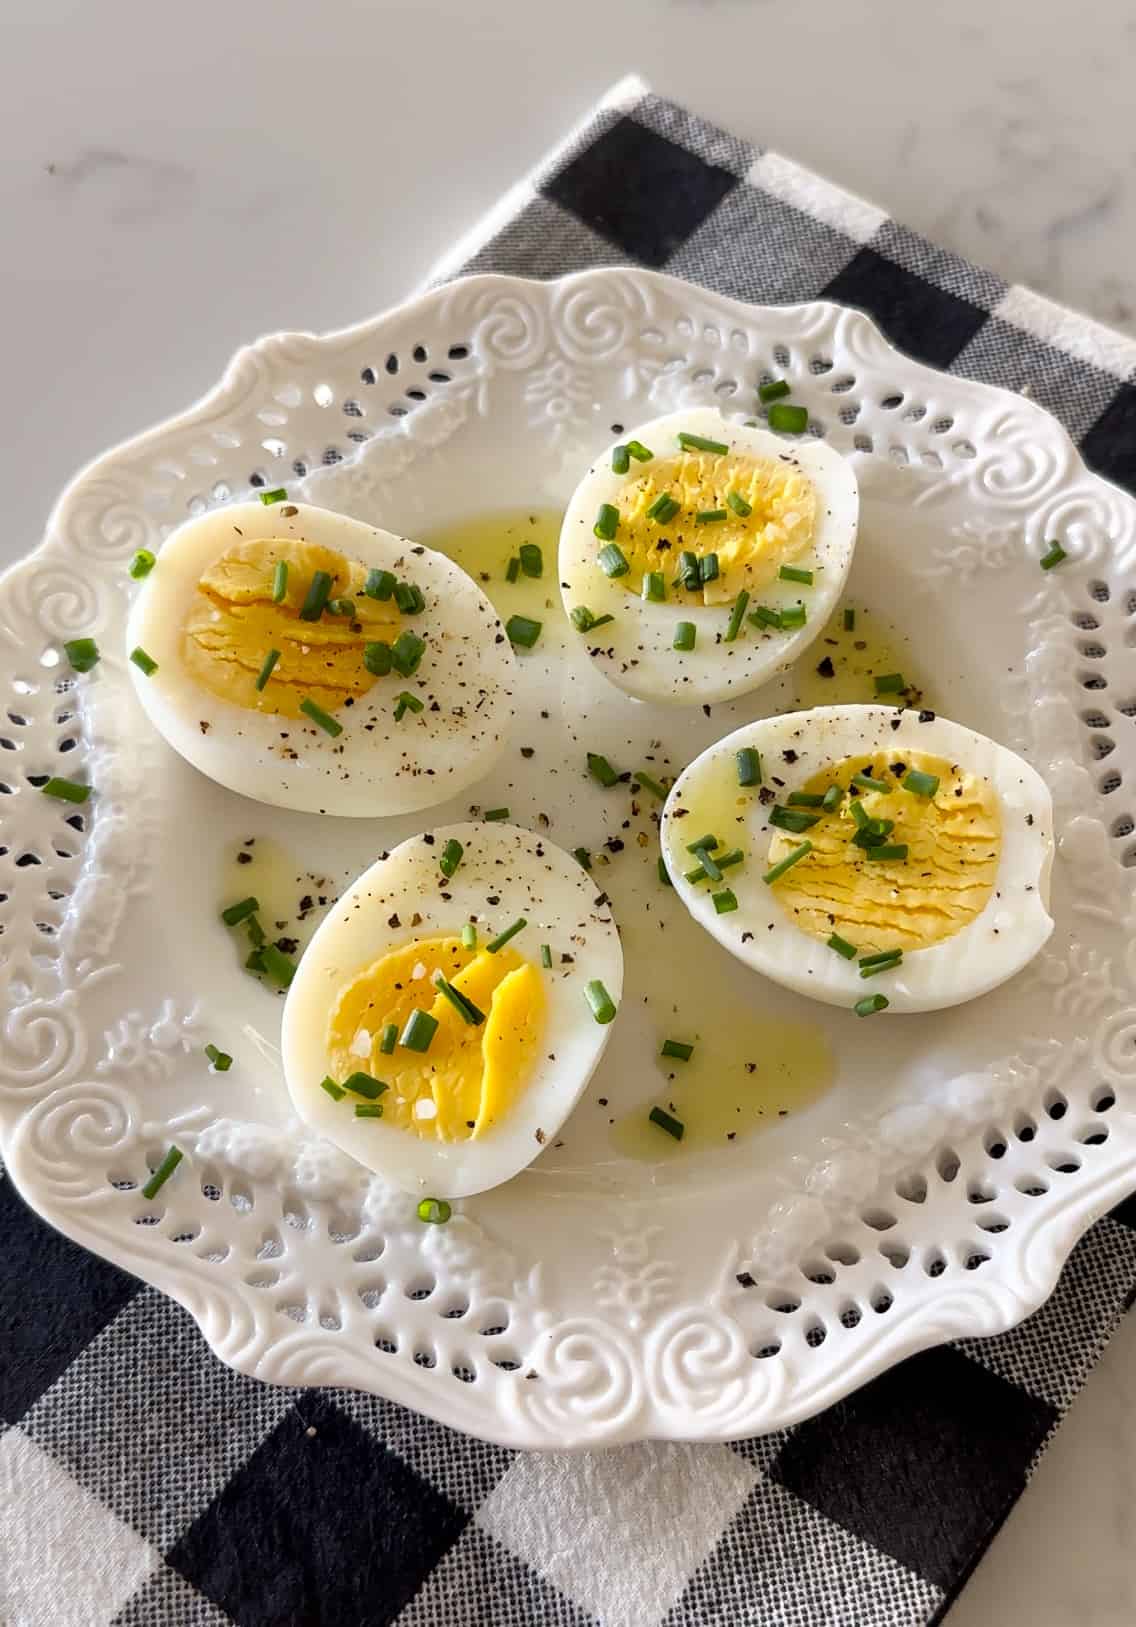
left=4, top=1, right=1135, bottom=1620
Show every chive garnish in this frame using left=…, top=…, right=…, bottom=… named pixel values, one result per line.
left=221, top=896, right=258, bottom=926
left=768, top=403, right=809, bottom=434
left=822, top=784, right=844, bottom=813
left=696, top=510, right=726, bottom=526
left=328, top=597, right=355, bottom=618
left=859, top=950, right=903, bottom=975
left=142, top=1145, right=183, bottom=1200
left=506, top=614, right=542, bottom=648
left=484, top=807, right=510, bottom=821
left=828, top=933, right=857, bottom=959
left=852, top=771, right=890, bottom=795
left=686, top=834, right=720, bottom=853
left=597, top=542, right=629, bottom=577
left=255, top=649, right=280, bottom=691
left=365, top=567, right=395, bottom=600
left=611, top=444, right=631, bottom=474
left=697, top=847, right=723, bottom=881
left=779, top=603, right=807, bottom=630
left=762, top=841, right=812, bottom=884
left=688, top=850, right=741, bottom=879
left=661, top=1039, right=693, bottom=1061
left=626, top=440, right=653, bottom=462
left=737, top=747, right=762, bottom=786
left=461, top=923, right=478, bottom=950
left=850, top=799, right=870, bottom=829
left=400, top=1010, right=438, bottom=1052
left=787, top=791, right=825, bottom=808
left=418, top=1197, right=452, bottom=1225
left=129, top=549, right=156, bottom=580
left=727, top=491, right=752, bottom=517
left=587, top=752, right=619, bottom=788
left=635, top=771, right=667, bottom=800
left=903, top=768, right=939, bottom=798
left=674, top=621, right=696, bottom=652
left=389, top=630, right=424, bottom=678
left=355, top=1103, right=384, bottom=1118
left=487, top=917, right=527, bottom=953
left=647, top=493, right=680, bottom=524
left=852, top=828, right=888, bottom=850
left=300, top=697, right=342, bottom=736
left=320, top=1076, right=346, bottom=1101
left=854, top=994, right=889, bottom=1016
left=245, top=949, right=266, bottom=973
left=585, top=979, right=617, bottom=1024
left=439, top=838, right=463, bottom=878
left=770, top=805, right=820, bottom=833
left=642, top=571, right=666, bottom=602
left=344, top=1072, right=388, bottom=1099
left=299, top=570, right=333, bottom=621
left=677, top=551, right=701, bottom=591
left=570, top=606, right=614, bottom=633
left=540, top=943, right=553, bottom=969
left=574, top=847, right=592, bottom=870
left=749, top=605, right=782, bottom=630
left=64, top=637, right=100, bottom=673
left=506, top=556, right=520, bottom=584
left=594, top=504, right=620, bottom=542
left=874, top=673, right=907, bottom=695
left=712, top=888, right=738, bottom=913
left=699, top=554, right=720, bottom=587
left=130, top=646, right=158, bottom=676
left=393, top=691, right=424, bottom=721
left=519, top=542, right=543, bottom=578
left=678, top=432, right=729, bottom=455
left=205, top=1043, right=232, bottom=1071
left=649, top=1105, right=684, bottom=1140
left=41, top=777, right=90, bottom=804
left=364, top=641, right=392, bottom=677
left=657, top=855, right=672, bottom=887
left=379, top=1023, right=398, bottom=1055
left=778, top=565, right=814, bottom=585
left=394, top=581, right=425, bottom=615
left=246, top=915, right=266, bottom=948
left=865, top=845, right=909, bottom=861
left=758, top=379, right=790, bottom=403
left=259, top=487, right=288, bottom=504
left=433, top=973, right=485, bottom=1025
left=843, top=607, right=855, bottom=631
left=1040, top=541, right=1068, bottom=571
left=260, top=944, right=297, bottom=986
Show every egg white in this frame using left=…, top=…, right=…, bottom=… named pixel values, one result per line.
left=125, top=501, right=516, bottom=816
left=558, top=407, right=859, bottom=706
left=280, top=821, right=624, bottom=1198
left=661, top=706, right=1055, bottom=1014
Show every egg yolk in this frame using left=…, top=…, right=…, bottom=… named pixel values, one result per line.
left=183, top=538, right=400, bottom=718
left=766, top=750, right=1001, bottom=953
left=611, top=451, right=817, bottom=606
left=326, top=935, right=547, bottom=1140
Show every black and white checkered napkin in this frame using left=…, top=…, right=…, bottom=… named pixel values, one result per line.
left=4, top=74, right=1136, bottom=1627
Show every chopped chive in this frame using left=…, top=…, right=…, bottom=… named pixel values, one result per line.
left=260, top=944, right=297, bottom=986
left=1040, top=541, right=1068, bottom=571
left=635, top=770, right=667, bottom=800
left=484, top=807, right=510, bottom=822
left=142, top=1145, right=183, bottom=1200
left=486, top=917, right=527, bottom=954
left=642, top=571, right=666, bottom=602
left=852, top=772, right=890, bottom=795
left=390, top=629, right=426, bottom=678
left=762, top=841, right=812, bottom=885
left=686, top=834, right=720, bottom=853
left=205, top=1043, right=232, bottom=1071
left=364, top=567, right=395, bottom=600
left=393, top=691, right=424, bottom=722
left=674, top=621, right=696, bottom=652
left=749, top=605, right=782, bottom=630
left=540, top=943, right=553, bottom=969
left=355, top=1103, right=384, bottom=1118
left=519, top=542, right=543, bottom=578
left=587, top=752, right=619, bottom=788
left=737, top=747, right=763, bottom=786
left=259, top=487, right=288, bottom=504
left=417, top=1197, right=452, bottom=1225
left=677, top=550, right=701, bottom=591
left=699, top=554, right=720, bottom=587
left=661, top=1039, right=694, bottom=1062
left=328, top=597, right=356, bottom=617
left=255, top=648, right=280, bottom=691
left=828, top=933, right=857, bottom=959
left=657, top=855, right=672, bottom=887
left=903, top=768, right=940, bottom=798
left=822, top=784, right=844, bottom=813
left=245, top=949, right=266, bottom=973
left=299, top=570, right=333, bottom=621
left=300, top=697, right=342, bottom=736
left=130, top=646, right=158, bottom=676
left=439, top=838, right=463, bottom=878
left=246, top=915, right=266, bottom=948
left=597, top=542, right=629, bottom=578
left=727, top=490, right=752, bottom=517
left=843, top=607, right=855, bottom=631
left=768, top=402, right=809, bottom=434
left=854, top=994, right=889, bottom=1016
left=506, top=556, right=520, bottom=584
left=712, top=888, right=738, bottom=914
left=506, top=614, right=542, bottom=648
left=787, top=791, right=825, bottom=808
left=64, top=637, right=100, bottom=673
left=758, top=378, right=791, bottom=404
left=594, top=504, right=620, bottom=542
left=433, top=973, right=485, bottom=1025
left=874, top=672, right=907, bottom=695
left=779, top=603, right=807, bottom=630
left=852, top=828, right=888, bottom=850
left=343, top=1072, right=388, bottom=1100
left=129, top=548, right=156, bottom=580
left=859, top=949, right=903, bottom=970
left=865, top=844, right=909, bottom=861
left=770, top=805, right=820, bottom=833
left=697, top=847, right=723, bottom=881
left=379, top=1023, right=398, bottom=1055
left=611, top=444, right=631, bottom=474
left=393, top=581, right=425, bottom=615
left=678, top=432, right=729, bottom=455
left=725, top=585, right=751, bottom=634
left=647, top=492, right=680, bottom=524
left=778, top=565, right=814, bottom=585
left=41, top=776, right=90, bottom=804
left=649, top=1105, right=684, bottom=1140
left=400, top=1010, right=438, bottom=1052
left=363, top=641, right=392, bottom=677
left=221, top=896, right=259, bottom=927
left=574, top=846, right=592, bottom=870
left=571, top=605, right=614, bottom=633
left=626, top=440, right=654, bottom=462
left=696, top=510, right=727, bottom=527
left=461, top=923, right=478, bottom=951
left=320, top=1076, right=346, bottom=1102
left=585, top=979, right=617, bottom=1024
left=850, top=799, right=870, bottom=829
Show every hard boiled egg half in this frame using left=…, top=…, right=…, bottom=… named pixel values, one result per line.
left=559, top=408, right=858, bottom=705
left=661, top=706, right=1054, bottom=1013
left=126, top=501, right=516, bottom=816
left=281, top=821, right=624, bottom=1198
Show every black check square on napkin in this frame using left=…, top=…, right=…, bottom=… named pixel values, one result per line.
left=4, top=73, right=1136, bottom=1627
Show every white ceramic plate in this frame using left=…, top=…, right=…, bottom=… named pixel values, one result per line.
left=3, top=269, right=1135, bottom=1448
